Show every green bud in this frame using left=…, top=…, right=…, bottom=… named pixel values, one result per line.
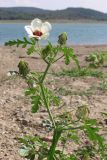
left=75, top=105, right=90, bottom=121
left=42, top=44, right=52, bottom=59
left=18, top=60, right=30, bottom=77
left=58, top=32, right=67, bottom=45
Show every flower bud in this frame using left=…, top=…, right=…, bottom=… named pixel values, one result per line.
left=75, top=105, right=90, bottom=121
left=18, top=60, right=30, bottom=77
left=42, top=44, right=52, bottom=58
left=58, top=32, right=67, bottom=45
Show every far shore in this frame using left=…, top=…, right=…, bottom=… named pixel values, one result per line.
left=1, top=19, right=107, bottom=24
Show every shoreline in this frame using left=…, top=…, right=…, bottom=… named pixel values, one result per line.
left=1, top=19, right=107, bottom=24
left=1, top=44, right=107, bottom=47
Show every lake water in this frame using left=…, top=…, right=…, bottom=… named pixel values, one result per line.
left=0, top=23, right=107, bottom=45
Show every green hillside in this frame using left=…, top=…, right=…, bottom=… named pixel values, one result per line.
left=0, top=7, right=107, bottom=21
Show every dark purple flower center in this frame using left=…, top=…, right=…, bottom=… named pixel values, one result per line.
left=33, top=30, right=43, bottom=37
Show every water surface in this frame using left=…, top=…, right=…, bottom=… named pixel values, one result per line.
left=0, top=23, right=107, bottom=45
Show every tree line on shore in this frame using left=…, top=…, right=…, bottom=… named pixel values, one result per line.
left=0, top=7, right=107, bottom=21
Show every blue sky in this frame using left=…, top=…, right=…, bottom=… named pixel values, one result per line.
left=1, top=0, right=107, bottom=13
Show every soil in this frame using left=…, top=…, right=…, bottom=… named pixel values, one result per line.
left=0, top=45, right=107, bottom=159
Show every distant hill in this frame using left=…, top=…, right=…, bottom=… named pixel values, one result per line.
left=0, top=7, right=107, bottom=21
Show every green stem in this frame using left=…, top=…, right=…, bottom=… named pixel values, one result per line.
left=40, top=63, right=51, bottom=83
left=40, top=84, right=56, bottom=128
left=39, top=63, right=60, bottom=159
left=53, top=55, right=64, bottom=63
left=47, top=128, right=62, bottom=160
left=39, top=63, right=56, bottom=128
left=62, top=126, right=82, bottom=131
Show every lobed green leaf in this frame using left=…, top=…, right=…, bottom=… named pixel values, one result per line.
left=31, top=95, right=41, bottom=113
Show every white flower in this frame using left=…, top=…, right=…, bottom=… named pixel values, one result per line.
left=25, top=18, right=52, bottom=40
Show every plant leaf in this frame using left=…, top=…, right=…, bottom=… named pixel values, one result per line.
left=5, top=37, right=34, bottom=47
left=19, top=147, right=30, bottom=157
left=27, top=45, right=36, bottom=55
left=31, top=95, right=41, bottom=113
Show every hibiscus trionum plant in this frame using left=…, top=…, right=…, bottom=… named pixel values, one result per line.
left=5, top=19, right=107, bottom=160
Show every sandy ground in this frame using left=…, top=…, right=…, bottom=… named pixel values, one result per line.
left=0, top=45, right=107, bottom=159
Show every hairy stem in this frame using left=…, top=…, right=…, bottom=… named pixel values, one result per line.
left=40, top=62, right=60, bottom=158
left=40, top=63, right=51, bottom=83
left=39, top=63, right=56, bottom=128
left=53, top=55, right=64, bottom=63
left=47, top=128, right=62, bottom=160
left=40, top=84, right=56, bottom=128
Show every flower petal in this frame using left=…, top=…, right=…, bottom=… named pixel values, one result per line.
left=41, top=22, right=52, bottom=34
left=25, top=26, right=33, bottom=35
left=31, top=18, right=42, bottom=31
left=42, top=32, right=50, bottom=39
left=29, top=34, right=37, bottom=38
left=33, top=35, right=41, bottom=40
